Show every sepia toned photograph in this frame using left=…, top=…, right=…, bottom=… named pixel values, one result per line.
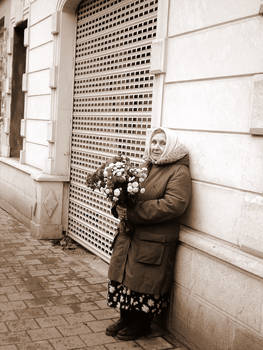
left=0, top=0, right=262, bottom=349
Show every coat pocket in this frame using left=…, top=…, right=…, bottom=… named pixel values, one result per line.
left=135, top=240, right=165, bottom=265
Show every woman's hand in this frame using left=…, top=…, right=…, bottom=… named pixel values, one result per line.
left=116, top=205, right=127, bottom=220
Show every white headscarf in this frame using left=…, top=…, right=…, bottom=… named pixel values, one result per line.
left=143, top=127, right=188, bottom=165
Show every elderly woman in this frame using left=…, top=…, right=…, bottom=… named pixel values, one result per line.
left=106, top=127, right=191, bottom=340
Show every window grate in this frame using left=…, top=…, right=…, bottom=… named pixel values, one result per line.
left=68, top=0, right=158, bottom=262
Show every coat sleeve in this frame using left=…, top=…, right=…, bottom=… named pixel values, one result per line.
left=127, top=165, right=191, bottom=225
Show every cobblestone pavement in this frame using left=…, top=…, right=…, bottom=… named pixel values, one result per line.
left=0, top=208, right=188, bottom=350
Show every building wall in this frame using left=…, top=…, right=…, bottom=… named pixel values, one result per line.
left=0, top=1, right=263, bottom=349
left=157, top=1, right=263, bottom=349
left=0, top=0, right=11, bottom=152
left=24, top=0, right=57, bottom=171
left=0, top=0, right=68, bottom=238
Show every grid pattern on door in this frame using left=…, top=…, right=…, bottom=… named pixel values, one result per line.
left=68, top=0, right=158, bottom=262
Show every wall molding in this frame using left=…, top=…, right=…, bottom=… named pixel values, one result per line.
left=51, top=11, right=60, bottom=35
left=150, top=38, right=167, bottom=75
left=151, top=0, right=170, bottom=128
left=250, top=74, right=263, bottom=135
left=180, top=227, right=263, bottom=279
left=0, top=156, right=69, bottom=182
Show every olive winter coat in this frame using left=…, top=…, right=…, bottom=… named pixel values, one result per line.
left=108, top=128, right=192, bottom=295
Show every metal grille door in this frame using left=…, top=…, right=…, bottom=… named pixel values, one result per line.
left=68, top=0, right=158, bottom=262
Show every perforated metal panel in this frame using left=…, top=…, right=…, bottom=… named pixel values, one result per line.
left=68, top=0, right=158, bottom=262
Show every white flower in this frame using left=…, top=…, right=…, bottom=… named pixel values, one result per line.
left=132, top=181, right=139, bottom=188
left=114, top=189, right=121, bottom=196
left=105, top=188, right=110, bottom=194
left=109, top=286, right=116, bottom=293
left=103, top=170, right=108, bottom=177
left=140, top=188, right=145, bottom=194
left=113, top=196, right=118, bottom=201
left=132, top=187, right=139, bottom=193
left=116, top=171, right=122, bottom=177
left=148, top=299, right=155, bottom=307
left=127, top=186, right=133, bottom=193
left=139, top=177, right=144, bottom=183
left=142, top=305, right=150, bottom=313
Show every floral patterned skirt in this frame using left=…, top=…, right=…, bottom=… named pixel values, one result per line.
left=107, top=280, right=169, bottom=316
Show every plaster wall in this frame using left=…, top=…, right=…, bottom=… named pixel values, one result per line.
left=0, top=161, right=35, bottom=224
left=0, top=158, right=64, bottom=239
left=0, top=0, right=70, bottom=238
left=0, top=0, right=11, bottom=24
left=0, top=0, right=11, bottom=156
left=25, top=12, right=54, bottom=170
left=24, top=0, right=75, bottom=176
left=0, top=1, right=263, bottom=348
left=160, top=1, right=263, bottom=348
left=170, top=242, right=263, bottom=350
left=20, top=0, right=76, bottom=177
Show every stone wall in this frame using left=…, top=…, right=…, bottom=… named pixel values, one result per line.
left=22, top=0, right=57, bottom=171
left=0, top=0, right=11, bottom=156
left=0, top=0, right=70, bottom=239
left=1, top=1, right=263, bottom=347
left=159, top=0, right=263, bottom=348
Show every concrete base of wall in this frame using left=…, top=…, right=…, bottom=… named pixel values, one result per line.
left=168, top=228, right=263, bottom=350
left=30, top=221, right=63, bottom=240
left=0, top=158, right=67, bottom=239
left=0, top=198, right=32, bottom=228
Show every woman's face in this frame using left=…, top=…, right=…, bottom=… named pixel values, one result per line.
left=150, top=132, right=166, bottom=161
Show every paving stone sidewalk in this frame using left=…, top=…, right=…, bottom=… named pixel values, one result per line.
left=0, top=207, right=188, bottom=350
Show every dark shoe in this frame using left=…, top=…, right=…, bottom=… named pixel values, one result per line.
left=116, top=325, right=151, bottom=340
left=105, top=318, right=128, bottom=336
left=105, top=310, right=131, bottom=337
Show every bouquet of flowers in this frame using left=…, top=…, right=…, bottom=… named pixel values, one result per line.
left=86, top=154, right=148, bottom=242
